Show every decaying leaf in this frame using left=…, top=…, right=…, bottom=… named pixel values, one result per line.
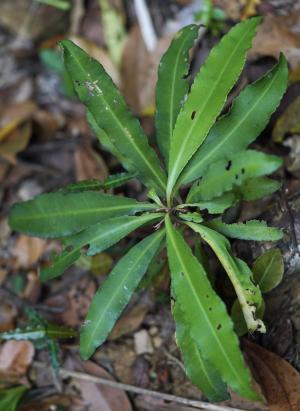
left=66, top=357, right=133, bottom=411
left=13, top=235, right=46, bottom=268
left=0, top=341, right=34, bottom=378
left=251, top=13, right=300, bottom=69
left=272, top=96, right=300, bottom=142
left=245, top=340, right=300, bottom=411
left=240, top=0, right=261, bottom=19
left=109, top=303, right=149, bottom=340
left=74, top=142, right=109, bottom=182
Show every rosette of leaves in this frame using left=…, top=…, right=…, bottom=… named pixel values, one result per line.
left=9, top=17, right=288, bottom=402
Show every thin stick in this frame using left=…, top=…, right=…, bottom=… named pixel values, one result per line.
left=33, top=361, right=245, bottom=411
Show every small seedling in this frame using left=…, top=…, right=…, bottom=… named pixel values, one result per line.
left=9, top=18, right=288, bottom=401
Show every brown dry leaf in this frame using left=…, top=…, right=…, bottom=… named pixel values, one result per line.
left=62, top=277, right=96, bottom=327
left=250, top=12, right=300, bottom=69
left=245, top=340, right=300, bottom=411
left=74, top=142, right=108, bottom=182
left=0, top=341, right=34, bottom=378
left=122, top=26, right=172, bottom=115
left=109, top=303, right=149, bottom=340
left=21, top=270, right=41, bottom=303
left=240, top=0, right=261, bottom=19
left=66, top=357, right=132, bottom=411
left=272, top=96, right=300, bottom=142
left=0, top=302, right=17, bottom=332
left=20, top=394, right=72, bottom=411
left=0, top=101, right=36, bottom=142
left=212, top=0, right=241, bottom=20
left=13, top=235, right=46, bottom=268
left=0, top=122, right=32, bottom=163
left=70, top=36, right=120, bottom=85
left=33, top=109, right=65, bottom=141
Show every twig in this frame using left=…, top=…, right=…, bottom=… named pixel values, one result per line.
left=134, top=0, right=157, bottom=51
left=33, top=361, right=246, bottom=411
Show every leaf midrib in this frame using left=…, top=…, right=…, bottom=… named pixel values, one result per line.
left=68, top=47, right=166, bottom=193
left=14, top=203, right=154, bottom=222
left=168, top=27, right=252, bottom=193
left=183, top=63, right=281, bottom=184
left=167, top=221, right=249, bottom=391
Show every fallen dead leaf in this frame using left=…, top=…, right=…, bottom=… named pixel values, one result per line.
left=74, top=142, right=108, bottom=182
left=250, top=12, right=300, bottom=69
left=109, top=303, right=149, bottom=340
left=0, top=121, right=32, bottom=163
left=0, top=341, right=34, bottom=378
left=0, top=301, right=17, bottom=332
left=0, top=101, right=36, bottom=142
left=122, top=25, right=172, bottom=115
left=13, top=235, right=46, bottom=268
left=240, top=0, right=261, bottom=19
left=65, top=357, right=133, bottom=411
left=45, top=277, right=96, bottom=327
left=21, top=270, right=41, bottom=303
left=272, top=96, right=300, bottom=142
left=244, top=340, right=300, bottom=411
left=20, top=394, right=72, bottom=411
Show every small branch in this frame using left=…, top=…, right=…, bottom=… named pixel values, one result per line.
left=134, top=0, right=157, bottom=52
left=33, top=361, right=246, bottom=411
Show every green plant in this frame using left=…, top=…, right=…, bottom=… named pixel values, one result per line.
left=8, top=17, right=288, bottom=401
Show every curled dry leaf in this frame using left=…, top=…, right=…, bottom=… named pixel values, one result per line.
left=122, top=25, right=172, bottom=115
left=74, top=142, right=108, bottom=182
left=245, top=340, right=300, bottom=411
left=272, top=96, right=300, bottom=142
left=0, top=340, right=34, bottom=378
left=65, top=357, right=132, bottom=411
left=251, top=13, right=300, bottom=69
left=13, top=235, right=46, bottom=268
left=109, top=303, right=149, bottom=340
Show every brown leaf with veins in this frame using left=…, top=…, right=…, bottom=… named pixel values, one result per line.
left=244, top=340, right=300, bottom=411
left=0, top=341, right=34, bottom=378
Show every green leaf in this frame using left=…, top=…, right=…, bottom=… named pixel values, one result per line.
left=186, top=222, right=265, bottom=334
left=60, top=40, right=167, bottom=196
left=0, top=324, right=76, bottom=341
left=34, top=0, right=70, bottom=10
left=166, top=17, right=261, bottom=201
left=173, top=303, right=229, bottom=402
left=187, top=150, right=282, bottom=202
left=253, top=248, right=284, bottom=293
left=9, top=192, right=155, bottom=238
left=155, top=24, right=199, bottom=165
left=206, top=219, right=283, bottom=241
left=59, top=172, right=138, bottom=193
left=238, top=177, right=281, bottom=201
left=165, top=216, right=258, bottom=399
left=181, top=54, right=288, bottom=185
left=183, top=192, right=236, bottom=215
left=0, top=386, right=27, bottom=411
left=41, top=213, right=162, bottom=282
left=80, top=229, right=165, bottom=359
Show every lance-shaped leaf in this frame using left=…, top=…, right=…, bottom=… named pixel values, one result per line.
left=173, top=302, right=229, bottom=402
left=155, top=24, right=199, bottom=165
left=206, top=219, right=283, bottom=241
left=165, top=216, right=258, bottom=399
left=80, top=229, right=165, bottom=359
left=0, top=386, right=28, bottom=411
left=60, top=40, right=167, bottom=195
left=0, top=324, right=76, bottom=341
left=187, top=150, right=282, bottom=203
left=166, top=17, right=261, bottom=200
left=238, top=177, right=281, bottom=201
left=41, top=213, right=163, bottom=282
left=9, top=192, right=156, bottom=238
left=181, top=54, right=288, bottom=185
left=186, top=222, right=265, bottom=334
left=59, top=172, right=138, bottom=193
